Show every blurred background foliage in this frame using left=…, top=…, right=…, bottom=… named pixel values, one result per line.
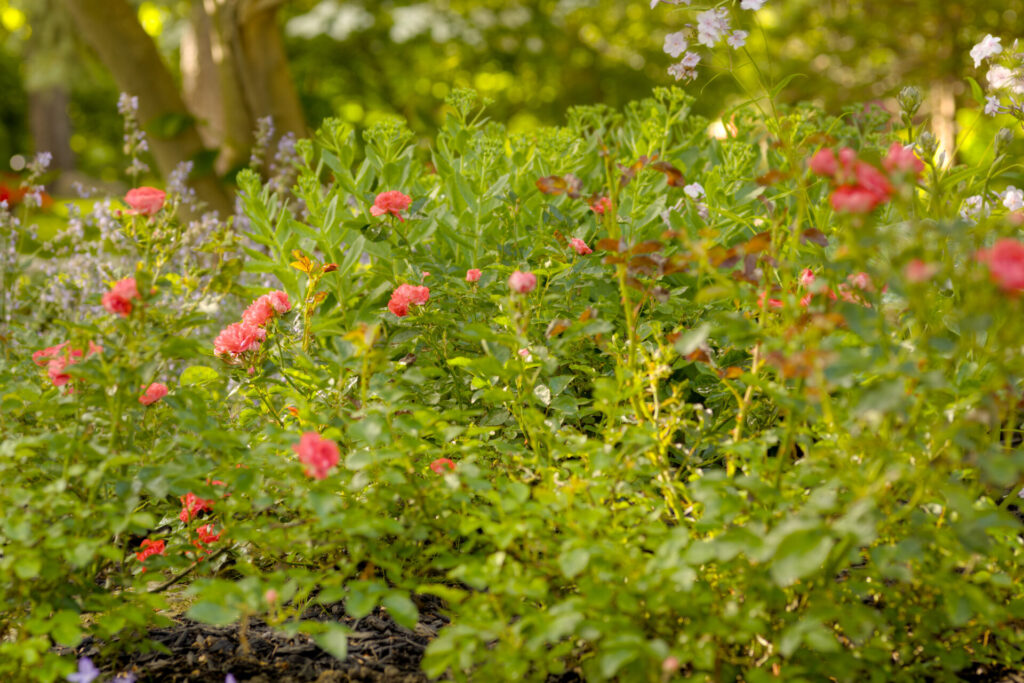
left=0, top=0, right=1021, bottom=187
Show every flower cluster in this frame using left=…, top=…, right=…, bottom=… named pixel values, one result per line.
left=971, top=34, right=1023, bottom=119
left=102, top=277, right=140, bottom=317
left=214, top=290, right=290, bottom=359
left=370, top=190, right=412, bottom=221
left=658, top=2, right=765, bottom=82
left=809, top=143, right=922, bottom=213
left=293, top=432, right=340, bottom=480
left=977, top=238, right=1024, bottom=293
left=388, top=283, right=430, bottom=317
left=135, top=538, right=165, bottom=572
left=179, top=492, right=215, bottom=523
left=32, top=341, right=103, bottom=389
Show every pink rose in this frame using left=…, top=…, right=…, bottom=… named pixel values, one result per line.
left=266, top=290, right=291, bottom=313
left=242, top=297, right=275, bottom=327
left=465, top=268, right=482, bottom=283
left=293, top=432, right=340, bottom=480
left=102, top=277, right=140, bottom=317
left=370, top=190, right=412, bottom=221
left=569, top=238, right=592, bottom=255
left=214, top=322, right=266, bottom=356
left=179, top=492, right=214, bottom=523
left=139, top=382, right=168, bottom=406
left=430, top=458, right=456, bottom=474
left=124, top=187, right=166, bottom=216
left=882, top=142, right=924, bottom=177
left=590, top=196, right=612, bottom=214
left=388, top=283, right=430, bottom=317
left=508, top=270, right=537, bottom=294
left=809, top=148, right=837, bottom=176
left=978, top=238, right=1024, bottom=293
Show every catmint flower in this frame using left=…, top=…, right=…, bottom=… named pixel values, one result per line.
left=67, top=657, right=100, bottom=683
left=727, top=31, right=748, bottom=49
left=684, top=182, right=705, bottom=199
left=960, top=195, right=990, bottom=223
left=1002, top=186, right=1024, bottom=212
left=663, top=31, right=687, bottom=58
left=696, top=8, right=729, bottom=47
left=970, top=34, right=1002, bottom=68
left=984, top=95, right=1002, bottom=117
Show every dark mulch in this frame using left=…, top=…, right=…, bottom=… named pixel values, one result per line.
left=60, top=599, right=449, bottom=682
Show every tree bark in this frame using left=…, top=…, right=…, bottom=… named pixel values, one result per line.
left=27, top=87, right=74, bottom=172
left=180, top=0, right=306, bottom=174
left=61, top=0, right=232, bottom=214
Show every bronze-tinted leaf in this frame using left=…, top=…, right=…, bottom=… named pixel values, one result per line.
left=649, top=161, right=686, bottom=187
left=708, top=245, right=738, bottom=267
left=596, top=238, right=623, bottom=252
left=740, top=231, right=772, bottom=254
left=801, top=229, right=828, bottom=247
left=536, top=175, right=568, bottom=195
left=630, top=240, right=663, bottom=255
left=546, top=319, right=571, bottom=338
left=721, top=366, right=744, bottom=379
left=628, top=255, right=661, bottom=275
left=687, top=348, right=710, bottom=363
left=756, top=169, right=789, bottom=186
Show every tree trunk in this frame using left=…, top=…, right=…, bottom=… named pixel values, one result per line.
left=928, top=78, right=957, bottom=166
left=27, top=87, right=75, bottom=172
left=181, top=0, right=306, bottom=174
left=61, top=0, right=232, bottom=215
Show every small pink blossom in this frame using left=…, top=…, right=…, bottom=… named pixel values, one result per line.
left=809, top=149, right=837, bottom=176
left=293, top=432, right=340, bottom=480
left=370, top=190, right=412, bottom=221
left=135, top=538, right=165, bottom=564
left=35, top=341, right=102, bottom=388
left=569, top=238, right=592, bottom=255
left=882, top=142, right=925, bottom=177
left=904, top=259, right=937, bottom=283
left=179, top=492, right=214, bottom=523
left=977, top=239, right=1024, bottom=293
left=139, top=382, right=168, bottom=406
left=590, top=196, right=612, bottom=214
left=465, top=268, right=482, bottom=283
left=430, top=458, right=456, bottom=474
left=757, top=291, right=784, bottom=309
left=102, top=277, right=140, bottom=317
left=388, top=284, right=430, bottom=317
left=124, top=187, right=166, bottom=216
left=799, top=268, right=816, bottom=288
left=508, top=270, right=537, bottom=294
left=264, top=589, right=279, bottom=604
left=214, top=322, right=265, bottom=356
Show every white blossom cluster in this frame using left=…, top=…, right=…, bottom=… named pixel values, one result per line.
left=971, top=35, right=1024, bottom=122
left=654, top=1, right=766, bottom=83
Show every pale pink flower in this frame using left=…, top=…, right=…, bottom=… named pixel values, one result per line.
left=569, top=238, right=592, bottom=255
left=508, top=270, right=537, bottom=294
left=139, top=382, right=168, bottom=406
left=214, top=322, right=265, bottom=356
left=904, top=259, right=937, bottom=283
left=293, top=432, right=340, bottom=480
left=977, top=239, right=1024, bottom=293
left=590, top=196, right=612, bottom=214
left=266, top=290, right=291, bottom=313
left=466, top=268, right=482, bottom=282
left=370, top=190, right=412, bottom=221
left=663, top=31, right=687, bottom=58
left=430, top=458, right=456, bottom=474
left=388, top=283, right=430, bottom=317
left=882, top=143, right=924, bottom=177
left=970, top=34, right=1002, bottom=68
left=242, top=297, right=275, bottom=327
left=102, top=277, right=140, bottom=317
left=124, top=187, right=166, bottom=216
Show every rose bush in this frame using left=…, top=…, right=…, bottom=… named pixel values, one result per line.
left=1, top=79, right=1023, bottom=682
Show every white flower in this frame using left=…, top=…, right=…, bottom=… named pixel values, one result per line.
left=1002, top=186, right=1024, bottom=212
left=684, top=182, right=705, bottom=199
left=667, top=62, right=697, bottom=82
left=650, top=0, right=691, bottom=7
left=663, top=31, right=687, bottom=58
left=740, top=0, right=766, bottom=9
left=727, top=30, right=748, bottom=49
left=986, top=65, right=1016, bottom=91
left=959, top=195, right=990, bottom=223
left=984, top=95, right=1002, bottom=117
left=696, top=8, right=730, bottom=48
left=970, top=34, right=1002, bottom=68
left=681, top=51, right=701, bottom=68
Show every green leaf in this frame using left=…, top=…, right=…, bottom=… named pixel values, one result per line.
left=558, top=547, right=590, bottom=579
left=181, top=365, right=219, bottom=386
left=187, top=601, right=241, bottom=626
left=770, top=530, right=834, bottom=587
left=315, top=624, right=349, bottom=661
left=382, top=592, right=418, bottom=629
left=15, top=555, right=41, bottom=579
left=966, top=76, right=985, bottom=106
left=675, top=323, right=711, bottom=356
